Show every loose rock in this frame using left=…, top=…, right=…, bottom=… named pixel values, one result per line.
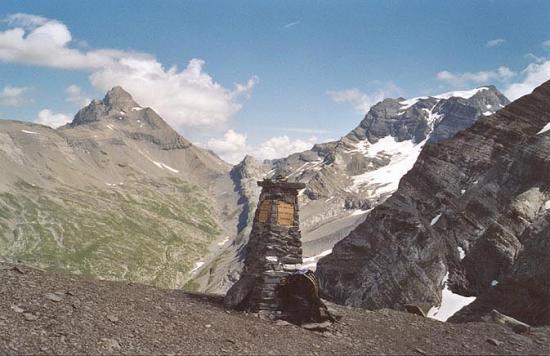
left=45, top=292, right=64, bottom=302
left=23, top=313, right=38, bottom=321
left=486, top=338, right=503, bottom=346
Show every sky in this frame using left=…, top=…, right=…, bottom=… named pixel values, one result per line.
left=0, top=0, right=549, bottom=163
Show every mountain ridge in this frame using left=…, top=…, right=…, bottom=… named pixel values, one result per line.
left=192, top=85, right=510, bottom=293
left=316, top=80, right=550, bottom=325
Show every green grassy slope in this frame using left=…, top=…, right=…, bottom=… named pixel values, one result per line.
left=0, top=178, right=221, bottom=289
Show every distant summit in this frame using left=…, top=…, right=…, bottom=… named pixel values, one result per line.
left=70, top=86, right=140, bottom=127
left=317, top=80, right=550, bottom=325
left=103, top=86, right=139, bottom=109
left=65, top=87, right=194, bottom=150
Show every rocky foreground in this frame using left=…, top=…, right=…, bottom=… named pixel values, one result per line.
left=1, top=263, right=549, bottom=355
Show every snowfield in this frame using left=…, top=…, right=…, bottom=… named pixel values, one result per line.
left=427, top=273, right=476, bottom=322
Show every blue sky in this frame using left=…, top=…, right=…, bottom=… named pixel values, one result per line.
left=0, top=0, right=549, bottom=162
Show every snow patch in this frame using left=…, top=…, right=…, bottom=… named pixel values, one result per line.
left=427, top=273, right=476, bottom=321
left=457, top=247, right=465, bottom=260
left=431, top=213, right=442, bottom=226
left=486, top=104, right=492, bottom=109
left=217, top=236, right=230, bottom=247
left=137, top=149, right=179, bottom=173
left=460, top=189, right=466, bottom=195
left=266, top=256, right=278, bottom=262
left=131, top=106, right=144, bottom=111
left=483, top=111, right=492, bottom=116
left=350, top=136, right=426, bottom=196
left=399, top=87, right=487, bottom=112
left=160, top=163, right=179, bottom=173
left=544, top=200, right=550, bottom=210
left=301, top=249, right=333, bottom=271
left=21, top=130, right=39, bottom=135
left=400, top=97, right=428, bottom=110
left=433, top=87, right=489, bottom=100
left=491, top=280, right=499, bottom=287
left=537, top=122, right=550, bottom=135
left=351, top=209, right=371, bottom=216
left=190, top=261, right=204, bottom=274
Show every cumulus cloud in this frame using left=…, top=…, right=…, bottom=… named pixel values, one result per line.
left=90, top=59, right=259, bottom=129
left=436, top=66, right=516, bottom=86
left=486, top=38, right=505, bottom=48
left=0, top=85, right=32, bottom=107
left=34, top=109, right=71, bottom=128
left=256, top=135, right=318, bottom=160
left=436, top=57, right=550, bottom=101
left=327, top=83, right=401, bottom=113
left=504, top=59, right=550, bottom=100
left=205, top=129, right=249, bottom=163
left=65, top=84, right=91, bottom=107
left=204, top=129, right=319, bottom=163
left=0, top=13, right=258, bottom=129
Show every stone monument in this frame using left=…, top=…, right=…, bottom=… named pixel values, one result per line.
left=224, top=176, right=306, bottom=315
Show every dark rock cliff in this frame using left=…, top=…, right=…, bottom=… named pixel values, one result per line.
left=316, top=80, right=550, bottom=323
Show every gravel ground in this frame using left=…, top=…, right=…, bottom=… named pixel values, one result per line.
left=1, top=263, right=549, bottom=355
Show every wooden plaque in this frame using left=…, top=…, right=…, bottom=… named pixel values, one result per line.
left=277, top=201, right=295, bottom=226
left=258, top=200, right=272, bottom=223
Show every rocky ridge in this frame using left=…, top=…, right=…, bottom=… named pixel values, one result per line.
left=316, top=80, right=550, bottom=325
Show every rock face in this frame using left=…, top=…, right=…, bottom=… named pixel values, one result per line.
left=316, top=80, right=550, bottom=323
left=449, top=215, right=550, bottom=326
left=195, top=86, right=509, bottom=292
left=0, top=87, right=240, bottom=289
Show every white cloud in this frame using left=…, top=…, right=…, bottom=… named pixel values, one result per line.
left=486, top=38, right=505, bottom=48
left=5, top=13, right=49, bottom=28
left=204, top=129, right=319, bottom=163
left=278, top=127, right=330, bottom=134
left=0, top=85, right=32, bottom=107
left=504, top=59, right=550, bottom=100
left=436, top=66, right=516, bottom=86
left=436, top=57, right=550, bottom=101
left=0, top=13, right=258, bottom=129
left=283, top=21, right=300, bottom=29
left=327, top=83, right=401, bottom=113
left=65, top=84, right=91, bottom=107
left=34, top=109, right=71, bottom=128
left=542, top=40, right=550, bottom=47
left=205, top=129, right=249, bottom=163
left=257, top=135, right=317, bottom=160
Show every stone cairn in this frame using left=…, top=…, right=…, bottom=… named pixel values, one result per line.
left=225, top=177, right=306, bottom=316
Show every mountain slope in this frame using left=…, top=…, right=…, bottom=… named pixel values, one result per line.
left=316, top=80, right=550, bottom=322
left=0, top=87, right=241, bottom=288
left=2, top=262, right=550, bottom=355
left=194, top=86, right=510, bottom=292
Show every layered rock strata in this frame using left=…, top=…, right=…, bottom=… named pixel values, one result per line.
left=316, top=80, right=550, bottom=321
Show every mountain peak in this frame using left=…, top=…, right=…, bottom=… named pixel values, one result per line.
left=103, top=86, right=138, bottom=109
left=70, top=87, right=140, bottom=127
